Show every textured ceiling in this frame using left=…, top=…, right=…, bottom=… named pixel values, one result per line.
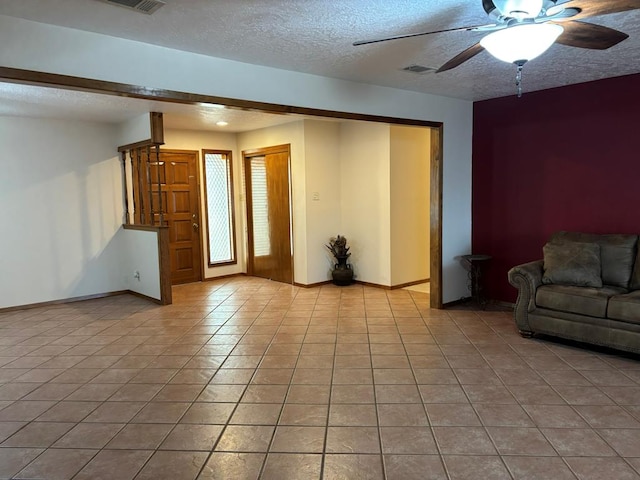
left=0, top=0, right=639, bottom=100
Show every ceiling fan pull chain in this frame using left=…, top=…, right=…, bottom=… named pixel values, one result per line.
left=515, top=62, right=525, bottom=98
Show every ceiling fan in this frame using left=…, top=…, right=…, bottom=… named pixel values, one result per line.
left=354, top=0, right=639, bottom=96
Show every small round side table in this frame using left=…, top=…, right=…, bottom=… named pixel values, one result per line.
left=461, top=254, right=492, bottom=307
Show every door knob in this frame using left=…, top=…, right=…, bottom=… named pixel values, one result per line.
left=193, top=223, right=199, bottom=230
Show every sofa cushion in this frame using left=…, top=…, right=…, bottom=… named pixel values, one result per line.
left=551, top=232, right=638, bottom=289
left=608, top=291, right=640, bottom=324
left=536, top=284, right=627, bottom=318
left=542, top=241, right=602, bottom=288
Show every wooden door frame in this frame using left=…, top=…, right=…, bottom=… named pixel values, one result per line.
left=159, top=148, right=205, bottom=284
left=243, top=144, right=294, bottom=284
left=430, top=126, right=443, bottom=308
left=0, top=67, right=443, bottom=308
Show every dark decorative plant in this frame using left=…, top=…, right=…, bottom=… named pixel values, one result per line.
left=326, top=235, right=351, bottom=266
left=326, top=235, right=354, bottom=286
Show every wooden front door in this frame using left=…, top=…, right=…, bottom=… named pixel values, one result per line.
left=244, top=145, right=293, bottom=284
left=149, top=150, right=203, bottom=285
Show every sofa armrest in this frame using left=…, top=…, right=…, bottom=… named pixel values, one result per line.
left=508, top=260, right=544, bottom=334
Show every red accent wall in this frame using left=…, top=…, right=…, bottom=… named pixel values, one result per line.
left=472, top=73, right=640, bottom=303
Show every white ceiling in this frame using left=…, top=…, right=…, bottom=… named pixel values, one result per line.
left=0, top=0, right=639, bottom=102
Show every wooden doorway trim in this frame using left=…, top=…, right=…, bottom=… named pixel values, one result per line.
left=0, top=67, right=444, bottom=308
left=430, top=126, right=443, bottom=309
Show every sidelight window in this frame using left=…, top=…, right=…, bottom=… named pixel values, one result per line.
left=203, top=150, right=236, bottom=265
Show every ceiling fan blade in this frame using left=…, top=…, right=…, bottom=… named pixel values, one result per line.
left=561, top=0, right=640, bottom=21
left=436, top=43, right=485, bottom=73
left=555, top=21, right=629, bottom=49
left=353, top=23, right=497, bottom=46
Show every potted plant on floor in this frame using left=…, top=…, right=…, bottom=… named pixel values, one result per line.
left=326, top=235, right=354, bottom=286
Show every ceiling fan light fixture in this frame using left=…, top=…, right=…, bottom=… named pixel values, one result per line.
left=492, top=0, right=543, bottom=18
left=480, top=22, right=563, bottom=63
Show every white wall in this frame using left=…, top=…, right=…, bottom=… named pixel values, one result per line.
left=303, top=120, right=342, bottom=283
left=339, top=122, right=391, bottom=285
left=236, top=121, right=306, bottom=283
left=118, top=227, right=160, bottom=300
left=0, top=15, right=472, bottom=302
left=162, top=128, right=243, bottom=279
left=117, top=113, right=152, bottom=146
left=0, top=116, right=124, bottom=308
left=390, top=125, right=430, bottom=286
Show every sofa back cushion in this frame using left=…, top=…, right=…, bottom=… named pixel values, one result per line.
left=550, top=232, right=638, bottom=289
left=542, top=241, right=602, bottom=288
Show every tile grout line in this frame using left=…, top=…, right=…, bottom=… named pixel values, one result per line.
left=255, top=286, right=317, bottom=479
left=367, top=290, right=387, bottom=480
left=312, top=288, right=335, bottom=480
left=404, top=289, right=452, bottom=480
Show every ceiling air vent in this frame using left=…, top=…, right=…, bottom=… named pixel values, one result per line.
left=97, top=0, right=165, bottom=14
left=401, top=64, right=435, bottom=74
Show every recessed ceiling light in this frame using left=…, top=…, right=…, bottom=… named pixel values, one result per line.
left=216, top=121, right=228, bottom=127
left=198, top=102, right=225, bottom=109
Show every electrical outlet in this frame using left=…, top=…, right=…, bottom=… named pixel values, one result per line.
left=133, top=271, right=140, bottom=281
left=312, top=192, right=320, bottom=201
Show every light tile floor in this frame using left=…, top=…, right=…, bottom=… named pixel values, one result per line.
left=1, top=277, right=640, bottom=479
left=403, top=282, right=431, bottom=294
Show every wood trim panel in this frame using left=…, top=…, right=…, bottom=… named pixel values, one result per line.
left=157, top=225, right=172, bottom=305
left=203, top=273, right=247, bottom=282
left=118, top=138, right=154, bottom=153
left=120, top=151, right=130, bottom=224
left=355, top=280, right=393, bottom=290
left=242, top=144, right=291, bottom=157
left=0, top=67, right=441, bottom=128
left=0, top=289, right=173, bottom=313
left=294, top=281, right=333, bottom=288
left=442, top=298, right=469, bottom=308
left=123, top=224, right=163, bottom=232
left=194, top=150, right=206, bottom=283
left=134, top=148, right=143, bottom=224
left=0, top=291, right=130, bottom=313
left=441, top=298, right=511, bottom=309
left=126, top=290, right=164, bottom=305
left=390, top=278, right=430, bottom=290
left=294, top=279, right=428, bottom=290
left=430, top=126, right=443, bottom=309
left=150, top=112, right=164, bottom=144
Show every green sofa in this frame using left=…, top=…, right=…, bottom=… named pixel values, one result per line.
left=508, top=231, right=640, bottom=354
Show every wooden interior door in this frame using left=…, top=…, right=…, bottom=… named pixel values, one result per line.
left=244, top=145, right=293, bottom=284
left=150, top=150, right=203, bottom=285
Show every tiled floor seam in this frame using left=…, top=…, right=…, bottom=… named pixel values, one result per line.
left=315, top=295, right=338, bottom=480
left=255, top=291, right=314, bottom=479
